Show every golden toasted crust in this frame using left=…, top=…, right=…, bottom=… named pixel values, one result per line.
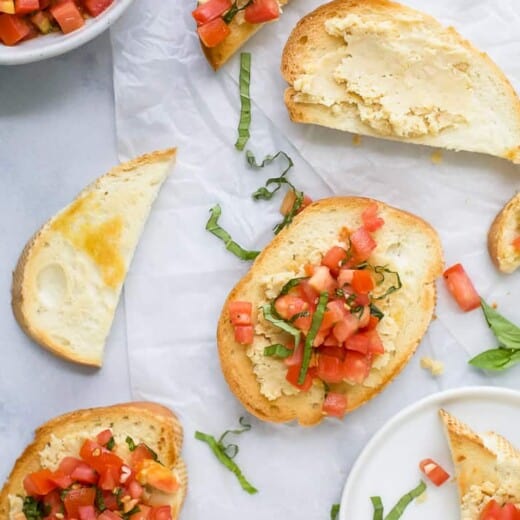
left=488, top=192, right=520, bottom=273
left=11, top=149, right=176, bottom=367
left=280, top=0, right=520, bottom=163
left=217, top=197, right=443, bottom=425
left=201, top=0, right=289, bottom=70
left=0, top=402, right=186, bottom=519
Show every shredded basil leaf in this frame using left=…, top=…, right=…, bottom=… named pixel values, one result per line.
left=261, top=303, right=301, bottom=349
left=123, top=506, right=141, bottom=519
left=372, top=265, right=402, bottom=300
left=206, top=204, right=260, bottom=261
left=125, top=436, right=136, bottom=451
left=384, top=480, right=426, bottom=520
left=95, top=487, right=106, bottom=512
left=106, top=436, right=115, bottom=451
left=481, top=299, right=520, bottom=350
left=274, top=188, right=304, bottom=235
left=264, top=344, right=293, bottom=358
left=247, top=150, right=295, bottom=200
left=330, top=503, right=340, bottom=520
left=222, top=0, right=253, bottom=23
left=371, top=496, right=384, bottom=520
left=298, top=291, right=328, bottom=385
left=22, top=497, right=46, bottom=520
left=195, top=418, right=257, bottom=494
left=369, top=303, right=385, bottom=320
left=235, top=52, right=251, bottom=151
left=279, top=276, right=308, bottom=296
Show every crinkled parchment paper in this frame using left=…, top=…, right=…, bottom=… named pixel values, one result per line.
left=110, top=0, right=520, bottom=517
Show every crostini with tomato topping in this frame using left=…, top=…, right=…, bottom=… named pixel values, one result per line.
left=217, top=197, right=444, bottom=425
left=440, top=409, right=520, bottom=520
left=0, top=402, right=187, bottom=520
left=192, top=0, right=288, bottom=70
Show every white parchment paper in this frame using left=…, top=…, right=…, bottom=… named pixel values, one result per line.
left=110, top=1, right=520, bottom=517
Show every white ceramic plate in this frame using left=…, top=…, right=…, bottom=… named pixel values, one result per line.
left=340, top=386, right=520, bottom=519
left=0, top=0, right=134, bottom=65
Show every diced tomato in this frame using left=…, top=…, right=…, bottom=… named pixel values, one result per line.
left=150, top=506, right=173, bottom=520
left=128, top=478, right=143, bottom=499
left=320, top=301, right=345, bottom=332
left=284, top=342, right=301, bottom=367
left=14, top=0, right=38, bottom=14
left=296, top=279, right=319, bottom=305
left=49, top=470, right=72, bottom=489
left=419, top=458, right=450, bottom=486
left=99, top=511, right=123, bottom=520
left=358, top=305, right=370, bottom=328
left=342, top=351, right=371, bottom=384
left=83, top=0, right=113, bottom=17
left=41, top=490, right=62, bottom=517
left=130, top=505, right=152, bottom=520
left=323, top=332, right=340, bottom=347
left=317, top=346, right=345, bottom=361
left=309, top=266, right=336, bottom=293
left=361, top=203, right=384, bottom=232
left=63, top=487, right=96, bottom=518
left=57, top=456, right=83, bottom=476
left=71, top=463, right=98, bottom=486
left=130, top=444, right=156, bottom=471
left=101, top=490, right=119, bottom=511
left=39, top=0, right=49, bottom=7
left=337, top=268, right=355, bottom=287
left=80, top=439, right=124, bottom=474
left=293, top=313, right=312, bottom=334
left=96, top=429, right=113, bottom=447
left=316, top=355, right=344, bottom=383
left=345, top=332, right=370, bottom=354
left=274, top=295, right=308, bottom=321
left=30, top=10, right=52, bottom=33
left=0, top=13, right=30, bottom=44
left=192, top=0, right=231, bottom=25
left=443, top=263, right=480, bottom=312
left=234, top=324, right=254, bottom=345
left=513, top=237, right=520, bottom=252
left=303, top=263, right=315, bottom=276
left=365, top=330, right=384, bottom=354
left=323, top=392, right=348, bottom=418
left=286, top=364, right=314, bottom=391
left=364, top=315, right=380, bottom=331
left=332, top=312, right=358, bottom=342
left=229, top=301, right=252, bottom=325
left=351, top=269, right=374, bottom=294
left=78, top=505, right=97, bottom=520
left=49, top=0, right=84, bottom=34
left=197, top=17, right=230, bottom=47
left=322, top=246, right=348, bottom=275
left=23, top=469, right=57, bottom=496
left=137, top=459, right=179, bottom=493
left=98, top=464, right=120, bottom=490
left=350, top=227, right=377, bottom=261
left=500, top=504, right=520, bottom=520
left=244, top=0, right=279, bottom=23
left=481, top=501, right=502, bottom=520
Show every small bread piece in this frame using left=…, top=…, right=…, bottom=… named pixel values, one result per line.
left=217, top=197, right=443, bottom=425
left=12, top=149, right=176, bottom=367
left=0, top=402, right=187, bottom=520
left=201, top=0, right=289, bottom=70
left=440, top=409, right=520, bottom=519
left=488, top=192, right=520, bottom=273
left=281, top=0, right=520, bottom=163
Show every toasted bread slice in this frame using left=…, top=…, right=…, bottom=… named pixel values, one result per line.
left=0, top=402, right=187, bottom=520
left=12, top=150, right=176, bottom=367
left=488, top=192, right=520, bottom=273
left=217, top=197, right=443, bottom=425
left=200, top=0, right=289, bottom=70
left=281, top=0, right=520, bottom=163
left=440, top=409, right=520, bottom=519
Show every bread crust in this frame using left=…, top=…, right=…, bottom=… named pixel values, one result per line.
left=488, top=192, right=520, bottom=273
left=11, top=149, right=176, bottom=367
left=0, top=402, right=187, bottom=519
left=217, top=197, right=443, bottom=425
left=281, top=0, right=520, bottom=163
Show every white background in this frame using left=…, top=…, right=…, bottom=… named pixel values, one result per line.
left=1, top=0, right=520, bottom=518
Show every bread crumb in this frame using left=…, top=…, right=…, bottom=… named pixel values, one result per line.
left=432, top=313, right=437, bottom=320
left=431, top=150, right=443, bottom=164
left=352, top=134, right=362, bottom=146
left=416, top=490, right=428, bottom=504
left=421, top=356, right=444, bottom=376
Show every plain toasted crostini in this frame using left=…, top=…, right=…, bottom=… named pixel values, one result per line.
left=217, top=197, right=444, bottom=425
left=12, top=149, right=176, bottom=367
left=281, top=0, right=520, bottom=163
left=0, top=402, right=187, bottom=520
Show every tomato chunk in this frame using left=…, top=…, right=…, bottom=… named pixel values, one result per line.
left=286, top=364, right=314, bottom=391
left=70, top=463, right=98, bottom=485
left=419, top=458, right=450, bottom=486
left=78, top=505, right=96, bottom=520
left=63, top=487, right=96, bottom=518
left=309, top=265, right=336, bottom=293
left=14, top=0, right=38, bottom=15
left=361, top=203, right=384, bottom=232
left=0, top=13, right=30, bottom=44
left=316, top=354, right=344, bottom=383
left=244, top=0, right=279, bottom=23
left=83, top=0, right=114, bottom=17
left=197, top=17, right=230, bottom=47
left=512, top=237, right=520, bottom=252
left=23, top=469, right=57, bottom=496
left=151, top=506, right=173, bottom=520
left=50, top=0, right=84, bottom=34
left=192, top=0, right=231, bottom=25
left=323, top=392, right=348, bottom=418
left=479, top=500, right=520, bottom=520
left=322, top=246, right=348, bottom=274
left=332, top=312, right=358, bottom=342
left=274, top=295, right=308, bottom=321
left=342, top=351, right=371, bottom=384
left=234, top=324, right=254, bottom=345
left=229, top=300, right=253, bottom=325
left=96, top=428, right=113, bottom=447
left=350, top=226, right=377, bottom=261
left=351, top=269, right=374, bottom=294
left=443, top=263, right=480, bottom=312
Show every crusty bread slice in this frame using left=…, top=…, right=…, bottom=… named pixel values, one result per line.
left=440, top=409, right=520, bottom=519
left=0, top=402, right=187, bottom=520
left=12, top=149, right=176, bottom=367
left=201, top=0, right=289, bottom=70
left=488, top=192, right=520, bottom=273
left=217, top=197, right=443, bottom=426
left=281, top=0, right=520, bottom=163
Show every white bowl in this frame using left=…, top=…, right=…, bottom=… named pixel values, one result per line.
left=0, top=0, right=134, bottom=65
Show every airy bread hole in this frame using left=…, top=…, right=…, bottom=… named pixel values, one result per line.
left=298, top=35, right=308, bottom=45
left=37, top=263, right=67, bottom=308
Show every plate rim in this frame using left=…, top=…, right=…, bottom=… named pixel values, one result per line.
left=339, top=385, right=520, bottom=518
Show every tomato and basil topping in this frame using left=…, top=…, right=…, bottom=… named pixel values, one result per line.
left=443, top=263, right=480, bottom=312
left=418, top=458, right=450, bottom=486
left=0, top=0, right=114, bottom=46
left=229, top=204, right=402, bottom=418
left=192, top=0, right=280, bottom=48
left=481, top=500, right=520, bottom=520
left=21, top=432, right=177, bottom=520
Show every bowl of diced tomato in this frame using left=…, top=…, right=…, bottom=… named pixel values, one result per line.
left=0, top=0, right=134, bottom=65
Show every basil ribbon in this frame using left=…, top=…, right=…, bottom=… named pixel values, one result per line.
left=235, top=53, right=251, bottom=151
left=264, top=344, right=293, bottom=359
left=371, top=480, right=425, bottom=520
